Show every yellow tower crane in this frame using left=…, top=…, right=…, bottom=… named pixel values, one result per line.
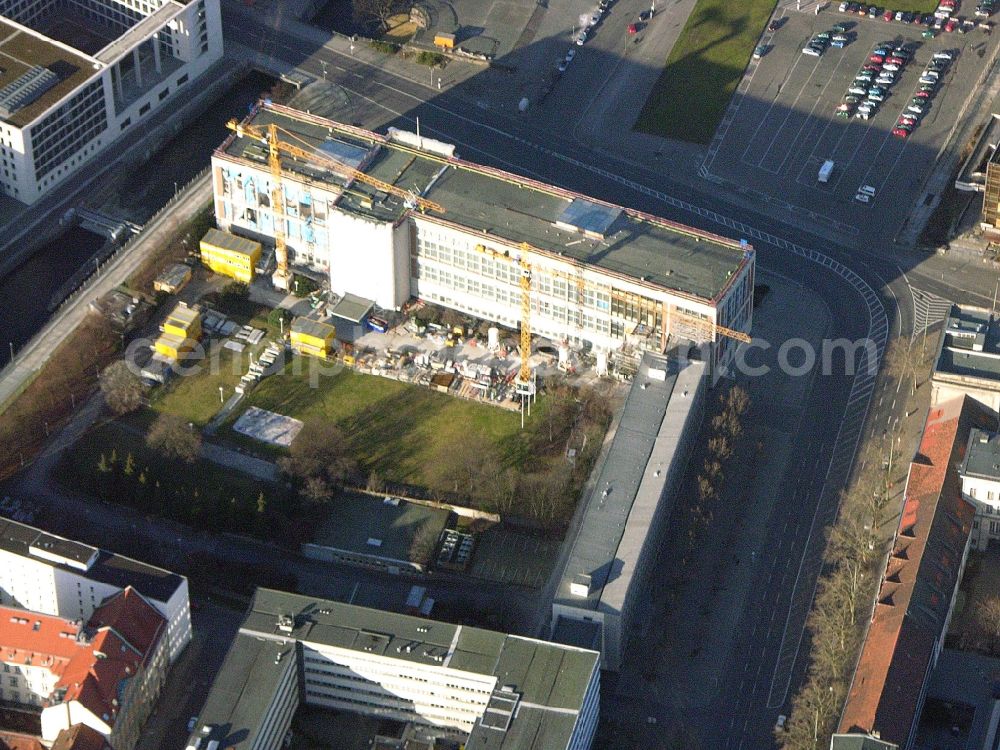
left=225, top=118, right=446, bottom=288
left=475, top=243, right=533, bottom=386
left=541, top=264, right=751, bottom=345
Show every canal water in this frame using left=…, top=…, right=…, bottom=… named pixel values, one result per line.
left=0, top=70, right=277, bottom=357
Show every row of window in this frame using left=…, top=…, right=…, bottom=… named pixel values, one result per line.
left=302, top=666, right=491, bottom=708
left=301, top=654, right=493, bottom=695
left=414, top=269, right=617, bottom=336
left=31, top=80, right=108, bottom=180
left=968, top=486, right=999, bottom=502
left=304, top=676, right=484, bottom=718
left=414, top=236, right=614, bottom=311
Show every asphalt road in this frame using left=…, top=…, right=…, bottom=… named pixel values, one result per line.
left=218, top=5, right=1000, bottom=746
left=5, top=2, right=984, bottom=747
left=218, top=13, right=930, bottom=747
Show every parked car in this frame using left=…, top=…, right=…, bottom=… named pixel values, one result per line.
left=840, top=0, right=850, bottom=10
left=923, top=26, right=939, bottom=35
left=892, top=127, right=911, bottom=137
left=870, top=53, right=885, bottom=62
left=768, top=18, right=782, bottom=30
left=803, top=44, right=823, bottom=56
left=907, top=102, right=926, bottom=113
left=753, top=44, right=768, bottom=59
left=883, top=9, right=895, bottom=20
left=848, top=84, right=869, bottom=94
left=934, top=49, right=955, bottom=59
left=945, top=17, right=959, bottom=30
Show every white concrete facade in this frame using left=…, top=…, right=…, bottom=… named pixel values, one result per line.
left=301, top=642, right=497, bottom=736
left=0, top=525, right=191, bottom=662
left=961, top=466, right=1000, bottom=548
left=0, top=0, right=223, bottom=204
left=212, top=152, right=753, bottom=385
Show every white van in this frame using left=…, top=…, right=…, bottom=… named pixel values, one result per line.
left=818, top=159, right=835, bottom=183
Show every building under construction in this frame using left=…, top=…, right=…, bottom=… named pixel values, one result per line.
left=212, top=102, right=754, bottom=383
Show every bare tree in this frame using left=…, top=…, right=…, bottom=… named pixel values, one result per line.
left=976, top=597, right=1000, bottom=653
left=302, top=476, right=333, bottom=504
left=408, top=522, right=440, bottom=564
left=279, top=420, right=356, bottom=486
left=146, top=414, right=201, bottom=463
left=354, top=0, right=409, bottom=34
left=100, top=361, right=146, bottom=416
left=426, top=431, right=492, bottom=502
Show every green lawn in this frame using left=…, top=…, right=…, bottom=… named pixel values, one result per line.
left=148, top=311, right=281, bottom=426
left=227, top=364, right=524, bottom=489
left=635, top=0, right=777, bottom=143
left=59, top=422, right=298, bottom=539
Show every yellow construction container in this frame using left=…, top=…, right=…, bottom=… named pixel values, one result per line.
left=162, top=302, right=202, bottom=341
left=199, top=228, right=262, bottom=283
left=290, top=317, right=337, bottom=359
left=153, top=332, right=196, bottom=360
left=153, top=263, right=192, bottom=294
left=434, top=32, right=455, bottom=49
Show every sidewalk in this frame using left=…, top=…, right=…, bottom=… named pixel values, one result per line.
left=224, top=0, right=484, bottom=93
left=0, top=174, right=213, bottom=415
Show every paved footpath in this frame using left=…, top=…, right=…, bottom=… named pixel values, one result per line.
left=0, top=174, right=212, bottom=417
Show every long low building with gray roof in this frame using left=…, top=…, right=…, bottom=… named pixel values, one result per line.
left=186, top=588, right=600, bottom=750
left=550, top=351, right=707, bottom=671
left=212, top=102, right=754, bottom=385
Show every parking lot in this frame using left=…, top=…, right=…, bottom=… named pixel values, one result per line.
left=702, top=4, right=999, bottom=242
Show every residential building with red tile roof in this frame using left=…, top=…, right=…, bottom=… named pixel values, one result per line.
left=0, top=517, right=190, bottom=662
left=0, top=586, right=168, bottom=750
left=837, top=395, right=996, bottom=749
left=0, top=731, right=45, bottom=750
left=49, top=723, right=112, bottom=750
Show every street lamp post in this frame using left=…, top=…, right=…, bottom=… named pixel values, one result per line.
left=8, top=341, right=13, bottom=364
left=219, top=386, right=225, bottom=403
left=321, top=60, right=327, bottom=80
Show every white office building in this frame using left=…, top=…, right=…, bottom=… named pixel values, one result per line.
left=0, top=516, right=191, bottom=662
left=188, top=588, right=601, bottom=750
left=213, top=103, right=754, bottom=384
left=0, top=0, right=223, bottom=204
left=959, top=427, right=1000, bottom=548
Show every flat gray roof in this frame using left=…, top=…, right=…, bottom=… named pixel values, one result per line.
left=311, top=493, right=448, bottom=564
left=0, top=18, right=100, bottom=128
left=192, top=633, right=296, bottom=750
left=0, top=516, right=184, bottom=603
left=961, top=428, right=1000, bottom=480
left=553, top=353, right=705, bottom=614
left=192, top=588, right=598, bottom=750
left=934, top=305, right=1000, bottom=384
left=218, top=104, right=750, bottom=303
left=329, top=293, right=374, bottom=324
left=290, top=316, right=336, bottom=340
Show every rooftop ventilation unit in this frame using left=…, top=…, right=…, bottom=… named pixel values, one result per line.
left=0, top=66, right=60, bottom=119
